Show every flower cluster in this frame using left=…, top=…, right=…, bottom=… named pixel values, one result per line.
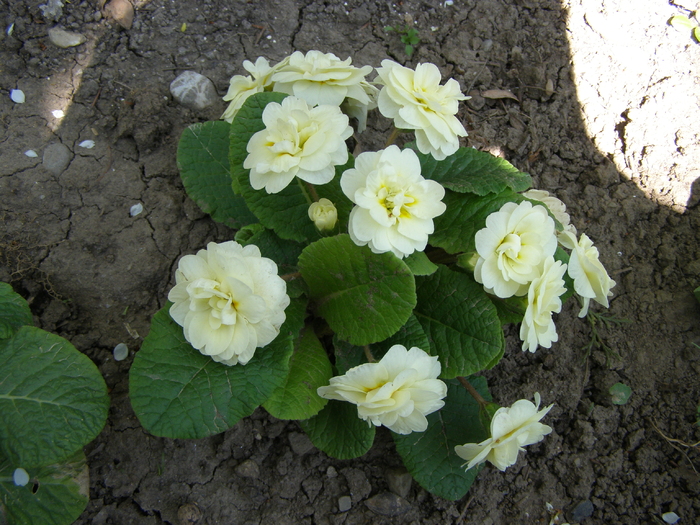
left=473, top=196, right=615, bottom=352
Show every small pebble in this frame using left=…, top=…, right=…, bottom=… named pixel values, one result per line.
left=130, top=203, right=143, bottom=217
left=571, top=500, right=594, bottom=521
left=169, top=71, right=218, bottom=110
left=326, top=466, right=337, bottom=478
left=10, top=89, right=24, bottom=103
left=48, top=27, right=86, bottom=48
left=234, top=459, right=260, bottom=479
left=13, top=468, right=29, bottom=487
left=78, top=140, right=95, bottom=149
left=338, top=495, right=352, bottom=512
left=365, top=492, right=411, bottom=517
left=42, top=143, right=73, bottom=175
left=52, top=109, right=65, bottom=119
left=113, top=343, right=129, bottom=361
left=662, top=512, right=680, bottom=524
left=25, top=150, right=38, bottom=158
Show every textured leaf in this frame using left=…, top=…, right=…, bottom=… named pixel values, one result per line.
left=416, top=147, right=531, bottom=195
left=0, top=327, right=109, bottom=468
left=0, top=282, right=33, bottom=340
left=393, top=377, right=491, bottom=501
left=300, top=400, right=375, bottom=460
left=263, top=328, right=332, bottom=420
left=177, top=120, right=257, bottom=228
left=431, top=189, right=525, bottom=255
left=669, top=15, right=696, bottom=31
left=0, top=451, right=89, bottom=525
left=129, top=298, right=307, bottom=439
left=229, top=92, right=354, bottom=243
left=298, top=235, right=416, bottom=345
left=403, top=251, right=438, bottom=276
left=414, top=266, right=504, bottom=378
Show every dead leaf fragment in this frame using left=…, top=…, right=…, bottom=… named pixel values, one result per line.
left=482, top=89, right=519, bottom=102
left=105, top=0, right=134, bottom=30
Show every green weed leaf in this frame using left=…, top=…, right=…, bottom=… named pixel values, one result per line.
left=0, top=282, right=33, bottom=340
left=300, top=400, right=375, bottom=459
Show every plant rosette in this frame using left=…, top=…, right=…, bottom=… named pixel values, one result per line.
left=129, top=50, right=617, bottom=501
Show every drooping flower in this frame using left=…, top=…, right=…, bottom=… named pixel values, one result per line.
left=222, top=56, right=286, bottom=123
left=474, top=200, right=557, bottom=298
left=522, top=189, right=576, bottom=236
left=317, top=345, right=447, bottom=434
left=308, top=198, right=338, bottom=231
left=560, top=231, right=616, bottom=317
left=243, top=96, right=353, bottom=194
left=455, top=393, right=553, bottom=472
left=340, top=145, right=446, bottom=258
left=168, top=241, right=290, bottom=366
left=375, top=59, right=468, bottom=160
left=272, top=50, right=374, bottom=108
left=520, top=257, right=567, bottom=353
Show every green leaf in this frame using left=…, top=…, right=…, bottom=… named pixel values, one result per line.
left=404, top=251, right=438, bottom=276
left=414, top=266, right=504, bottom=378
left=694, top=285, right=700, bottom=304
left=669, top=15, right=697, bottom=31
left=431, top=189, right=525, bottom=255
left=0, top=283, right=33, bottom=340
left=0, top=327, right=109, bottom=468
left=489, top=295, right=527, bottom=326
left=694, top=25, right=700, bottom=42
left=609, top=382, right=632, bottom=405
left=0, top=451, right=89, bottom=525
left=393, top=377, right=491, bottom=501
left=416, top=147, right=532, bottom=195
left=263, top=328, right=332, bottom=420
left=229, top=92, right=354, bottom=243
left=177, top=120, right=257, bottom=228
left=300, top=400, right=375, bottom=460
left=129, top=298, right=307, bottom=439
left=298, top=235, right=416, bottom=345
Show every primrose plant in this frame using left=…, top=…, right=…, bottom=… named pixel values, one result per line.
left=128, top=50, right=616, bottom=500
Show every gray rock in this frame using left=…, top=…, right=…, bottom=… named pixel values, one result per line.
left=571, top=499, right=594, bottom=521
left=365, top=492, right=411, bottom=517
left=234, top=459, right=259, bottom=479
left=170, top=71, right=218, bottom=110
left=48, top=27, right=86, bottom=48
left=42, top=143, right=72, bottom=175
left=385, top=467, right=412, bottom=498
left=288, top=432, right=314, bottom=456
left=338, top=495, right=352, bottom=512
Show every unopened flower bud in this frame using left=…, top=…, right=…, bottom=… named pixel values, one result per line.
left=308, top=198, right=338, bottom=231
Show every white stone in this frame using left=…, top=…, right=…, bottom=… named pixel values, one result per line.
left=78, top=140, right=95, bottom=149
left=169, top=71, right=218, bottom=110
left=130, top=203, right=143, bottom=217
left=48, top=27, right=86, bottom=48
left=113, top=343, right=129, bottom=361
left=24, top=150, right=38, bottom=158
left=10, top=89, right=24, bottom=103
left=662, top=512, right=680, bottom=524
left=13, top=468, right=29, bottom=487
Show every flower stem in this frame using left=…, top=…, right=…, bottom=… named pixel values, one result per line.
left=297, top=178, right=314, bottom=204
left=364, top=345, right=376, bottom=363
left=457, top=376, right=488, bottom=409
left=384, top=126, right=401, bottom=148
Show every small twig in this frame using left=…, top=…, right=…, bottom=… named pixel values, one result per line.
left=384, top=126, right=401, bottom=148
left=455, top=495, right=475, bottom=524
left=649, top=417, right=699, bottom=474
left=90, top=86, right=102, bottom=107
left=253, top=24, right=267, bottom=45
left=280, top=271, right=301, bottom=282
left=457, top=376, right=488, bottom=409
left=364, top=345, right=376, bottom=363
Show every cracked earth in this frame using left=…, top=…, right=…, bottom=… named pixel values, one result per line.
left=1, top=0, right=700, bottom=524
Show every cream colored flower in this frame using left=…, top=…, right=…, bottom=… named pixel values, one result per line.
left=317, top=345, right=447, bottom=434
left=222, top=57, right=285, bottom=123
left=272, top=50, right=374, bottom=108
left=455, top=393, right=553, bottom=472
left=474, top=201, right=557, bottom=298
left=340, top=145, right=446, bottom=258
left=375, top=60, right=468, bottom=160
left=520, top=257, right=567, bottom=353
left=341, top=80, right=379, bottom=132
left=243, top=96, right=353, bottom=194
left=308, top=198, right=338, bottom=231
left=560, top=231, right=616, bottom=317
left=168, top=241, right=290, bottom=366
left=522, top=189, right=576, bottom=236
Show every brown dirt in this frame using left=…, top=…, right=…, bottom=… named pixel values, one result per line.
left=1, top=0, right=699, bottom=524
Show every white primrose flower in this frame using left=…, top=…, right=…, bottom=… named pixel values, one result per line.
left=560, top=231, right=616, bottom=317
left=341, top=80, right=379, bottom=132
left=522, top=189, right=576, bottom=236
left=168, top=241, right=290, bottom=366
left=317, top=345, right=447, bottom=435
left=272, top=50, right=374, bottom=108
left=340, top=145, right=446, bottom=258
left=308, top=198, right=338, bottom=231
left=243, top=96, right=353, bottom=194
left=375, top=59, right=468, bottom=160
left=474, top=200, right=557, bottom=298
left=520, top=257, right=567, bottom=353
left=222, top=56, right=286, bottom=123
left=455, top=393, right=553, bottom=472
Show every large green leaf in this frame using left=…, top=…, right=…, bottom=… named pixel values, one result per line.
left=263, top=328, right=332, bottom=420
left=129, top=298, right=307, bottom=439
left=416, top=147, right=531, bottom=195
left=0, top=327, right=109, bottom=468
left=0, top=451, right=89, bottom=525
left=430, top=189, right=525, bottom=255
left=393, top=377, right=491, bottom=501
left=298, top=235, right=416, bottom=345
left=300, top=400, right=375, bottom=460
left=0, top=283, right=33, bottom=340
left=229, top=92, right=354, bottom=243
left=414, top=266, right=504, bottom=378
left=177, top=120, right=257, bottom=228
